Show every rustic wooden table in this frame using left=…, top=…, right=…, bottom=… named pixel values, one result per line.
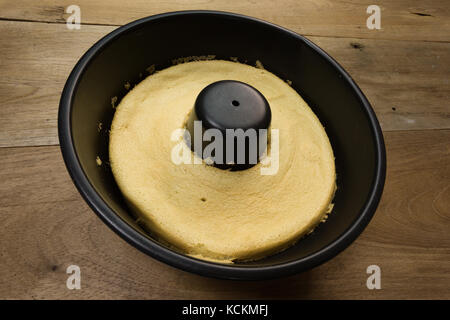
left=0, top=0, right=449, bottom=299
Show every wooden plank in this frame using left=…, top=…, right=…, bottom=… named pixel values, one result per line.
left=0, top=21, right=114, bottom=147
left=0, top=129, right=448, bottom=299
left=309, top=37, right=450, bottom=133
left=1, top=21, right=449, bottom=148
left=0, top=0, right=449, bottom=42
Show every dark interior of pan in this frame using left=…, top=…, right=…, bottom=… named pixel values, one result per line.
left=60, top=11, right=385, bottom=279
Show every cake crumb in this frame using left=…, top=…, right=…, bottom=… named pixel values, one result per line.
left=255, top=60, right=264, bottom=69
left=96, top=156, right=102, bottom=166
left=124, top=82, right=131, bottom=90
left=286, top=79, right=292, bottom=86
left=230, top=56, right=239, bottom=62
left=97, top=122, right=103, bottom=132
left=146, top=64, right=156, bottom=74
left=172, top=55, right=216, bottom=65
left=111, top=96, right=118, bottom=109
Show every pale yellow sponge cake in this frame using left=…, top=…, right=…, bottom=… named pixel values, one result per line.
left=109, top=60, right=336, bottom=262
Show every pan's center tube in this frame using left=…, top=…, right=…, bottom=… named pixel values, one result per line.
left=186, top=80, right=272, bottom=170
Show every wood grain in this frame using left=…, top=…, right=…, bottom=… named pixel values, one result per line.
left=1, top=20, right=449, bottom=147
left=0, top=21, right=113, bottom=147
left=0, top=0, right=449, bottom=41
left=0, top=0, right=449, bottom=301
left=0, top=130, right=448, bottom=299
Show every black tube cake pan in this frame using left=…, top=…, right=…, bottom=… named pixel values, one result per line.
left=58, top=11, right=386, bottom=280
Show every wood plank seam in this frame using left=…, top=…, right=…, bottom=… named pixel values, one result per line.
left=0, top=16, right=449, bottom=44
